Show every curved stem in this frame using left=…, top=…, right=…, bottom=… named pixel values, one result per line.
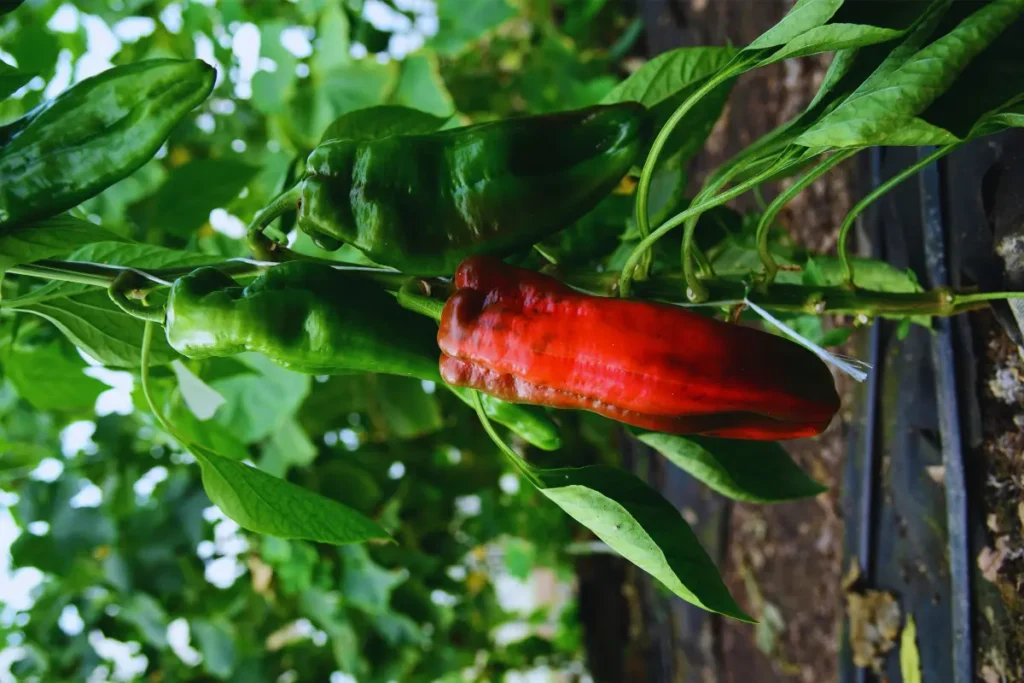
left=756, top=149, right=857, bottom=284
left=838, top=143, right=959, bottom=287
left=140, top=321, right=185, bottom=440
left=954, top=291, right=1024, bottom=305
left=109, top=288, right=166, bottom=323
left=469, top=390, right=543, bottom=488
left=633, top=62, right=746, bottom=279
left=246, top=185, right=302, bottom=251
left=620, top=173, right=770, bottom=299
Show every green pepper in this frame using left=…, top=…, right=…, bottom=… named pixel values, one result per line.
left=0, top=59, right=214, bottom=228
left=165, top=262, right=561, bottom=450
left=253, top=103, right=648, bottom=275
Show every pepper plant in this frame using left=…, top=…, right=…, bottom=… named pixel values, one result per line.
left=2, top=0, right=1024, bottom=675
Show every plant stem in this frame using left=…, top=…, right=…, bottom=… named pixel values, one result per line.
left=633, top=62, right=746, bottom=279
left=7, top=263, right=115, bottom=288
left=470, top=390, right=544, bottom=488
left=756, top=149, right=858, bottom=284
left=246, top=185, right=302, bottom=248
left=680, top=150, right=811, bottom=301
left=838, top=143, right=959, bottom=287
left=566, top=269, right=1020, bottom=318
left=396, top=279, right=446, bottom=321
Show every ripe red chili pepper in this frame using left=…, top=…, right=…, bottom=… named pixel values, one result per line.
left=438, top=256, right=840, bottom=440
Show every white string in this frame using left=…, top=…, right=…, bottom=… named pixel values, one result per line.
left=743, top=297, right=871, bottom=382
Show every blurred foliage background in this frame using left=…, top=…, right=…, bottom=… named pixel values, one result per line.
left=0, top=0, right=649, bottom=681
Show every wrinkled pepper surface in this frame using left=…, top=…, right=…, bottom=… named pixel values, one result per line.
left=0, top=59, right=214, bottom=228
left=284, top=103, right=647, bottom=275
left=165, top=262, right=561, bottom=450
left=438, top=256, right=840, bottom=440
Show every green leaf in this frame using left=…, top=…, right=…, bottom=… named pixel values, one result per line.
left=601, top=47, right=737, bottom=164
left=11, top=290, right=179, bottom=368
left=368, top=376, right=443, bottom=440
left=602, top=46, right=738, bottom=110
left=900, top=614, right=922, bottom=683
left=190, top=618, right=237, bottom=680
left=637, top=433, right=826, bottom=503
left=764, top=23, right=905, bottom=63
left=209, top=354, right=311, bottom=444
left=121, top=594, right=170, bottom=649
left=192, top=445, right=390, bottom=545
left=4, top=342, right=107, bottom=411
left=170, top=360, right=225, bottom=420
left=320, top=105, right=449, bottom=144
left=6, top=241, right=217, bottom=303
left=430, top=0, right=515, bottom=56
left=531, top=464, right=751, bottom=621
left=747, top=0, right=844, bottom=50
left=796, top=0, right=1024, bottom=147
left=341, top=544, right=407, bottom=614
left=129, top=159, right=259, bottom=237
left=0, top=440, right=49, bottom=475
left=0, top=60, right=32, bottom=100
left=389, top=52, right=456, bottom=117
left=252, top=21, right=299, bottom=115
left=0, top=214, right=126, bottom=273
left=164, top=387, right=250, bottom=462
left=260, top=417, right=317, bottom=477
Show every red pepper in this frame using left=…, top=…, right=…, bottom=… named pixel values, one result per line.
left=438, top=256, right=840, bottom=441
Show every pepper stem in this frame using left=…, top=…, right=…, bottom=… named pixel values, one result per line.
left=837, top=143, right=959, bottom=287
left=470, top=390, right=545, bottom=489
left=755, top=149, right=858, bottom=285
left=245, top=185, right=302, bottom=256
left=396, top=279, right=446, bottom=321
left=633, top=61, right=748, bottom=280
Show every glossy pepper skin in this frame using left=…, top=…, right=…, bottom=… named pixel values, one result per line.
left=295, top=103, right=648, bottom=275
left=438, top=256, right=841, bottom=441
left=165, top=262, right=561, bottom=450
left=0, top=59, right=214, bottom=228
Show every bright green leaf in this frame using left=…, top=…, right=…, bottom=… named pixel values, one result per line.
left=532, top=464, right=751, bottom=621
left=637, top=432, right=826, bottom=503
left=192, top=445, right=390, bottom=545
left=11, top=290, right=180, bottom=368
left=171, top=360, right=225, bottom=420
left=4, top=342, right=107, bottom=411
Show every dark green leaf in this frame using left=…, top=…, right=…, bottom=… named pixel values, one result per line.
left=796, top=0, right=1024, bottom=147
left=637, top=432, right=826, bottom=503
left=530, top=463, right=751, bottom=621
left=321, top=105, right=449, bottom=144
left=389, top=52, right=456, bottom=117
left=0, top=60, right=32, bottom=100
left=130, top=159, right=258, bottom=237
left=0, top=214, right=126, bottom=273
left=368, top=375, right=443, bottom=441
